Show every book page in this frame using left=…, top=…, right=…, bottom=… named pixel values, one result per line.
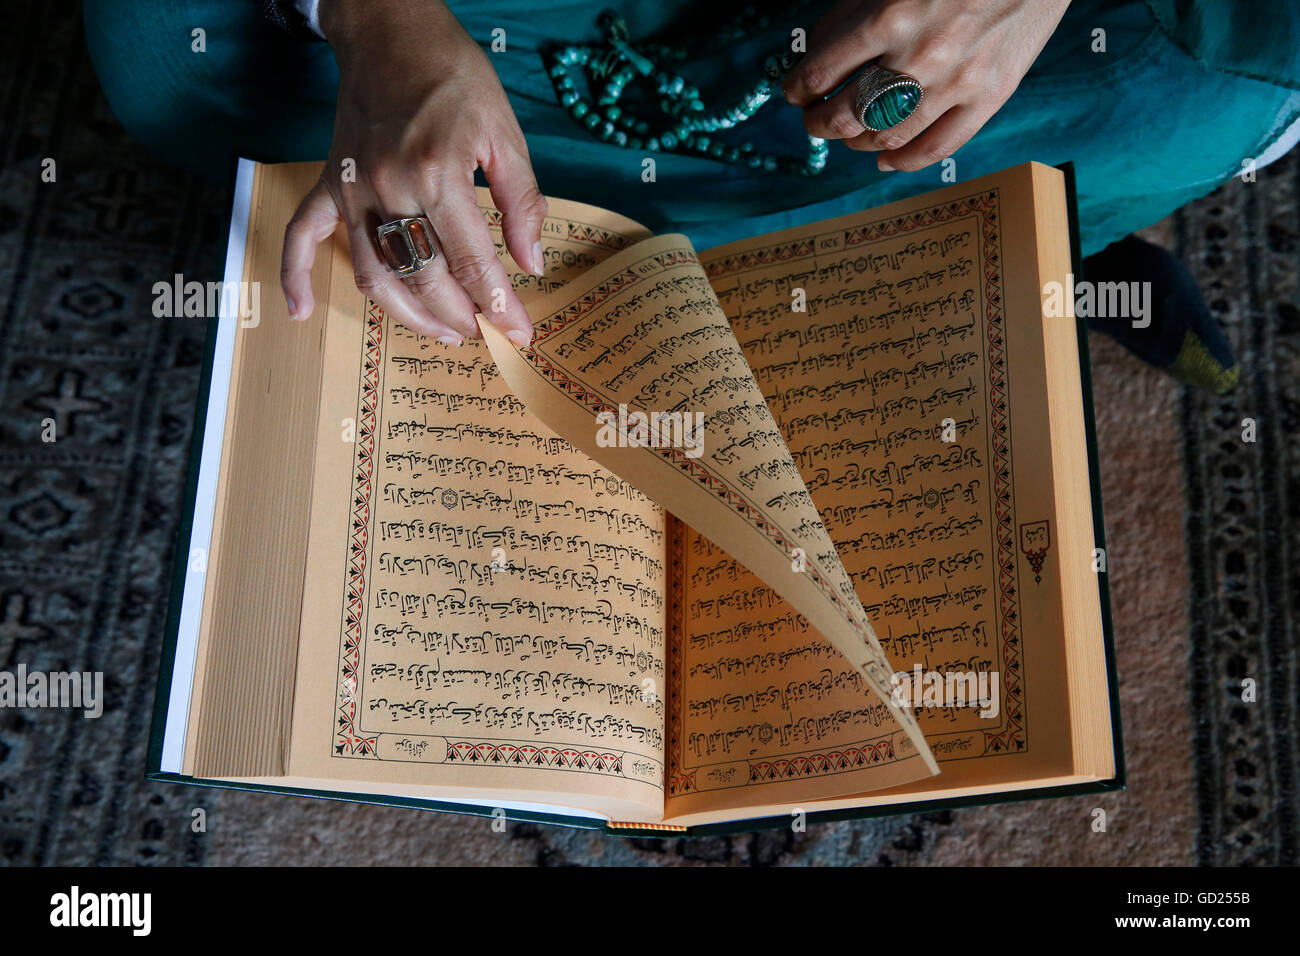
left=663, top=164, right=1080, bottom=823
left=479, top=235, right=940, bottom=807
left=284, top=185, right=674, bottom=821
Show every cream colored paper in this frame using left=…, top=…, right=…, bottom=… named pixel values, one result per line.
left=285, top=189, right=673, bottom=821
left=663, top=164, right=1087, bottom=824
left=478, top=233, right=940, bottom=799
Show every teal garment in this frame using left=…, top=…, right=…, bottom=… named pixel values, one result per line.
left=84, top=0, right=1300, bottom=256
left=1146, top=0, right=1300, bottom=89
left=84, top=0, right=340, bottom=174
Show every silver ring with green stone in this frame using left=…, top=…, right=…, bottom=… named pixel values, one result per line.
left=855, top=64, right=924, bottom=133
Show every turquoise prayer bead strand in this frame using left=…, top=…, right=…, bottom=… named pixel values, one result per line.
left=543, top=7, right=827, bottom=176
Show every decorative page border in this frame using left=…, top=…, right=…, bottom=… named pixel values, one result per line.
left=668, top=189, right=1025, bottom=795
left=480, top=207, right=636, bottom=254
left=665, top=517, right=693, bottom=793
left=328, top=194, right=1025, bottom=797
left=331, top=300, right=655, bottom=783
left=334, top=301, right=383, bottom=758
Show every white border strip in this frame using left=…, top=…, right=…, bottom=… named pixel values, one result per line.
left=160, top=158, right=256, bottom=773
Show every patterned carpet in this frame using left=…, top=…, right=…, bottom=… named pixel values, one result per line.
left=0, top=6, right=1296, bottom=865
left=1175, top=162, right=1300, bottom=866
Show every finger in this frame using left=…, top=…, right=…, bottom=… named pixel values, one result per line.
left=281, top=179, right=342, bottom=321
left=874, top=100, right=998, bottom=172
left=832, top=83, right=950, bottom=154
left=426, top=179, right=534, bottom=346
left=347, top=223, right=468, bottom=345
left=783, top=0, right=889, bottom=107
left=392, top=223, right=483, bottom=340
left=483, top=139, right=548, bottom=278
left=801, top=71, right=886, bottom=140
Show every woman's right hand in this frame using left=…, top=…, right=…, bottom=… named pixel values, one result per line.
left=281, top=0, right=545, bottom=346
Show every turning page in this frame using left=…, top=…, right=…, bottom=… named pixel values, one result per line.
left=479, top=234, right=941, bottom=807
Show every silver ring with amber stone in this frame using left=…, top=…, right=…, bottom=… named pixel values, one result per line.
left=376, top=216, right=438, bottom=277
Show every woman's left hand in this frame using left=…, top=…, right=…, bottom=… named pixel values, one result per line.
left=783, top=0, right=1071, bottom=171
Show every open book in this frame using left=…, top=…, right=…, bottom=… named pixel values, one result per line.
left=149, top=159, right=1121, bottom=833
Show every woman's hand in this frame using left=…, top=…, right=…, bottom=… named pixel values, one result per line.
left=784, top=0, right=1071, bottom=172
left=281, top=0, right=544, bottom=346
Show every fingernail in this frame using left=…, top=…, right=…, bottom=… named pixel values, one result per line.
left=437, top=335, right=462, bottom=346
left=877, top=157, right=894, bottom=172
left=506, top=327, right=533, bottom=348
left=286, top=296, right=298, bottom=320
left=531, top=241, right=544, bottom=277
